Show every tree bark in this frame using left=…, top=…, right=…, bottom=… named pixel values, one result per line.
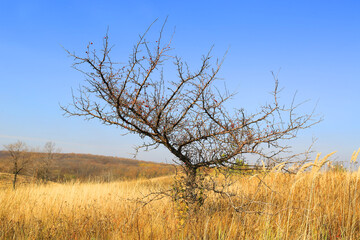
left=184, top=165, right=203, bottom=206
left=13, top=173, right=17, bottom=190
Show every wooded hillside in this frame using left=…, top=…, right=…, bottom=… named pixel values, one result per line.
left=0, top=151, right=175, bottom=182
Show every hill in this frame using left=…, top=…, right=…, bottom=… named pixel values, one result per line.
left=0, top=151, right=175, bottom=182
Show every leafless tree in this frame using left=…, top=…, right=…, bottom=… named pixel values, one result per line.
left=35, top=141, right=60, bottom=182
left=62, top=20, right=320, bottom=206
left=4, top=141, right=32, bottom=189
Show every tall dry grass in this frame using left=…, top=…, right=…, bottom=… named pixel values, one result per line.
left=1, top=151, right=360, bottom=239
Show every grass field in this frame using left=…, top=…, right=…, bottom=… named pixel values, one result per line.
left=1, top=154, right=360, bottom=239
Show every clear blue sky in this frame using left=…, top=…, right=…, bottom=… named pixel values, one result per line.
left=1, top=0, right=359, bottom=164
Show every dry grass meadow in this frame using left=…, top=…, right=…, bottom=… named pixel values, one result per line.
left=1, top=150, right=360, bottom=239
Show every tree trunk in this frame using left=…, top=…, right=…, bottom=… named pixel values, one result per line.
left=184, top=165, right=204, bottom=207
left=13, top=173, right=17, bottom=190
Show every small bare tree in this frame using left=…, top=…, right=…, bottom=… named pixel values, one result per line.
left=4, top=141, right=32, bottom=189
left=35, top=141, right=59, bottom=182
left=62, top=20, right=319, bottom=207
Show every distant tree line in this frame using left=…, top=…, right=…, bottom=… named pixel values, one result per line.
left=0, top=141, right=174, bottom=189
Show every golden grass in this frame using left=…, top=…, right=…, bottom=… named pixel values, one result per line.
left=1, top=154, right=360, bottom=239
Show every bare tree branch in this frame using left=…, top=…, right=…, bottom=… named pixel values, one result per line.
left=62, top=19, right=320, bottom=208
